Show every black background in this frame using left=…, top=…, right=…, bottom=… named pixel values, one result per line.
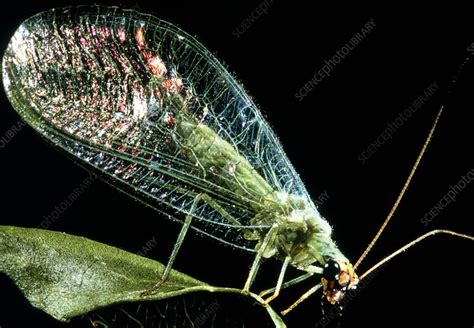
left=1, top=2, right=473, bottom=328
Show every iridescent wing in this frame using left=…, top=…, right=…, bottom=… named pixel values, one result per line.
left=2, top=6, right=314, bottom=251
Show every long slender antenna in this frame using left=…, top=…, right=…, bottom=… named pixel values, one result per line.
left=359, top=230, right=474, bottom=280
left=354, top=105, right=444, bottom=269
left=281, top=283, right=322, bottom=316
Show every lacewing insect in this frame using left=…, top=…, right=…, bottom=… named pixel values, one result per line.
left=2, top=5, right=473, bottom=316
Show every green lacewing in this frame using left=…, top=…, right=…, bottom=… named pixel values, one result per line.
left=3, top=6, right=472, bottom=317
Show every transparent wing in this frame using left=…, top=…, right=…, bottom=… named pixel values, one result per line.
left=2, top=6, right=314, bottom=251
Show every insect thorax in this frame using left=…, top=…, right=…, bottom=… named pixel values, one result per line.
left=248, top=193, right=350, bottom=269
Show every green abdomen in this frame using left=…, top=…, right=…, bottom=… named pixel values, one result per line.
left=177, top=119, right=275, bottom=208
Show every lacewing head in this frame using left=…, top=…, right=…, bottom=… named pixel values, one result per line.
left=321, top=260, right=358, bottom=304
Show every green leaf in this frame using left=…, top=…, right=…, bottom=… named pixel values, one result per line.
left=0, top=226, right=286, bottom=327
